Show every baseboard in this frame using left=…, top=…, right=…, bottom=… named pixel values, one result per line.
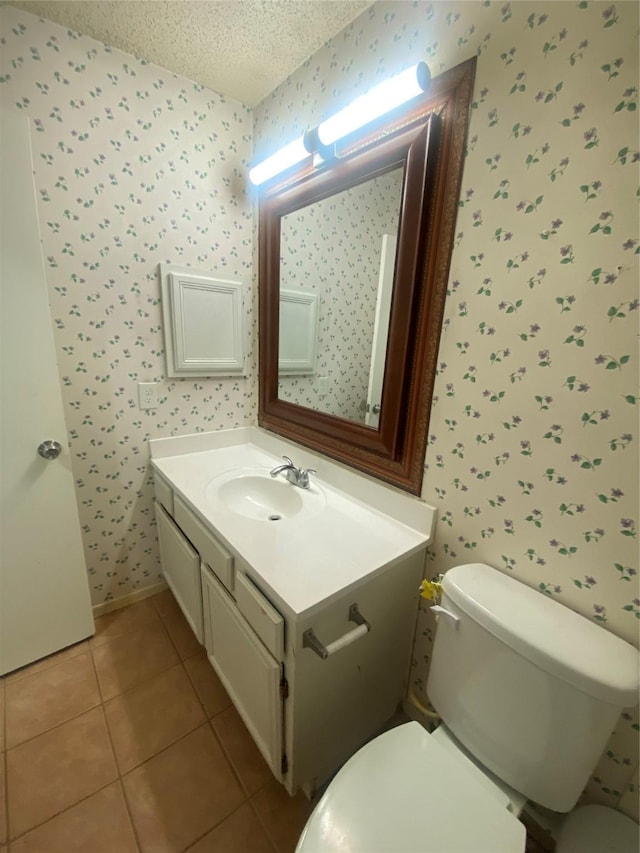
left=92, top=580, right=168, bottom=618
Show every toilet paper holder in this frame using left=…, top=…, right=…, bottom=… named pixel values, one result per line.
left=303, top=604, right=371, bottom=660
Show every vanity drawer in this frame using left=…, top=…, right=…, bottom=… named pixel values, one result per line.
left=235, top=572, right=284, bottom=661
left=154, top=471, right=174, bottom=515
left=174, top=495, right=234, bottom=592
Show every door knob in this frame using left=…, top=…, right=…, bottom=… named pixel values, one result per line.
left=37, top=440, right=62, bottom=460
left=371, top=403, right=381, bottom=415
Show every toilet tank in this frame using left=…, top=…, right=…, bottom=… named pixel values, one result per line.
left=426, top=563, right=639, bottom=813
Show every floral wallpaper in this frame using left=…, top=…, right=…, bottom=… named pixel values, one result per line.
left=254, top=0, right=639, bottom=819
left=279, top=168, right=402, bottom=421
left=1, top=0, right=638, bottom=821
left=0, top=5, right=255, bottom=606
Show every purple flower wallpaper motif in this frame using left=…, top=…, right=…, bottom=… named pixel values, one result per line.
left=1, top=5, right=254, bottom=605
left=255, top=0, right=638, bottom=818
left=2, top=0, right=638, bottom=821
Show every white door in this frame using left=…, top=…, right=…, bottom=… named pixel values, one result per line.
left=0, top=110, right=94, bottom=675
left=365, top=233, right=397, bottom=429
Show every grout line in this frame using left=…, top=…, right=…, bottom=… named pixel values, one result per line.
left=247, top=790, right=282, bottom=853
left=182, top=651, right=232, bottom=721
left=181, top=800, right=249, bottom=853
left=181, top=657, right=211, bottom=721
left=6, top=778, right=120, bottom=845
left=88, top=635, right=142, bottom=853
left=3, top=640, right=90, bottom=685
left=1, top=678, right=8, bottom=847
left=87, top=632, right=108, bottom=706
left=89, top=606, right=164, bottom=651
left=89, top=624, right=184, bottom=705
left=207, top=716, right=251, bottom=799
left=2, top=593, right=290, bottom=852
left=4, top=648, right=102, bottom=751
left=4, top=700, right=103, bottom=754
left=116, top=778, right=143, bottom=853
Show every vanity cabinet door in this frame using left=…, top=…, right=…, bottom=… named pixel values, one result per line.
left=155, top=501, right=203, bottom=643
left=202, top=564, right=283, bottom=781
left=174, top=496, right=234, bottom=592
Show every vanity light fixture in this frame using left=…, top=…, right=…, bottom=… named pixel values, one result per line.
left=316, top=62, right=431, bottom=146
left=249, top=135, right=310, bottom=186
left=249, top=61, right=431, bottom=186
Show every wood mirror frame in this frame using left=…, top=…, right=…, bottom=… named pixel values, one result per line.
left=258, top=58, right=476, bottom=495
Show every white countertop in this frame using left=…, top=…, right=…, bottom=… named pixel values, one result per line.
left=150, top=428, right=435, bottom=618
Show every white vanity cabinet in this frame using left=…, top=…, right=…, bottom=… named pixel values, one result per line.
left=152, top=460, right=429, bottom=797
left=154, top=472, right=286, bottom=780
left=201, top=565, right=285, bottom=780
left=155, top=500, right=203, bottom=642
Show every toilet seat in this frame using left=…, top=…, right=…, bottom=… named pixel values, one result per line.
left=296, top=722, right=526, bottom=853
left=556, top=804, right=639, bottom=852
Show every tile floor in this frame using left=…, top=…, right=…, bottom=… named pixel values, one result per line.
left=0, top=590, right=315, bottom=853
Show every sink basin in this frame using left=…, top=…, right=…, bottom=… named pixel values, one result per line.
left=206, top=469, right=325, bottom=522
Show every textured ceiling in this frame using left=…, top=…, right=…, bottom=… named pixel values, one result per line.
left=4, top=0, right=372, bottom=106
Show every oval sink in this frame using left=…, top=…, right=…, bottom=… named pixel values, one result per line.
left=206, top=469, right=325, bottom=522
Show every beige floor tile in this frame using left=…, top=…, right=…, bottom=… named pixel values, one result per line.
left=5, top=651, right=100, bottom=749
left=163, top=609, right=203, bottom=660
left=6, top=707, right=118, bottom=838
left=184, top=651, right=232, bottom=718
left=152, top=588, right=182, bottom=620
left=91, top=599, right=161, bottom=648
left=4, top=641, right=88, bottom=684
left=0, top=756, right=6, bottom=846
left=91, top=620, right=179, bottom=701
left=188, top=802, right=276, bottom=853
left=252, top=779, right=314, bottom=853
left=9, top=782, right=138, bottom=853
left=212, top=706, right=272, bottom=796
left=105, top=664, right=205, bottom=773
left=123, top=724, right=244, bottom=853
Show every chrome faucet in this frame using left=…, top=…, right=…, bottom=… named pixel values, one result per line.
left=269, top=456, right=316, bottom=489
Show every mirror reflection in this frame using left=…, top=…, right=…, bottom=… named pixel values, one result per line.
left=278, top=167, right=403, bottom=427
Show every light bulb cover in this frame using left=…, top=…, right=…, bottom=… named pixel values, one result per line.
left=317, top=62, right=431, bottom=147
left=249, top=135, right=309, bottom=186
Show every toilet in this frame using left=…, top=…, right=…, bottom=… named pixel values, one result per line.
left=296, top=563, right=639, bottom=853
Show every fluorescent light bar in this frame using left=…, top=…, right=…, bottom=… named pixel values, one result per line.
left=317, top=62, right=431, bottom=147
left=249, top=136, right=309, bottom=186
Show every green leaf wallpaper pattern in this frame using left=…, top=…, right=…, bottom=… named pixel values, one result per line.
left=2, top=0, right=638, bottom=819
left=1, top=4, right=255, bottom=605
left=254, top=0, right=638, bottom=819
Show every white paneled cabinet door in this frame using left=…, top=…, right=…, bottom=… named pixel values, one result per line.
left=0, top=110, right=94, bottom=675
left=202, top=565, right=283, bottom=779
left=155, top=501, right=203, bottom=642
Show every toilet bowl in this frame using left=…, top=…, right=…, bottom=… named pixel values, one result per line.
left=296, top=722, right=640, bottom=853
left=555, top=804, right=639, bottom=853
left=296, top=721, right=526, bottom=853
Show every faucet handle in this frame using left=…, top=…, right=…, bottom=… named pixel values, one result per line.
left=281, top=455, right=293, bottom=466
left=298, top=467, right=316, bottom=488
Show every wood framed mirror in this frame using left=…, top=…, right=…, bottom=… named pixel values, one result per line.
left=258, top=58, right=476, bottom=494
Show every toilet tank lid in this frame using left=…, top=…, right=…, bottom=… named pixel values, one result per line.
left=442, top=564, right=639, bottom=707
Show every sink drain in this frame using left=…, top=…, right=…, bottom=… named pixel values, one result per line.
left=268, top=514, right=282, bottom=521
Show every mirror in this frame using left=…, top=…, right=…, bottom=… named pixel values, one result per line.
left=259, top=58, right=476, bottom=494
left=278, top=167, right=403, bottom=425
